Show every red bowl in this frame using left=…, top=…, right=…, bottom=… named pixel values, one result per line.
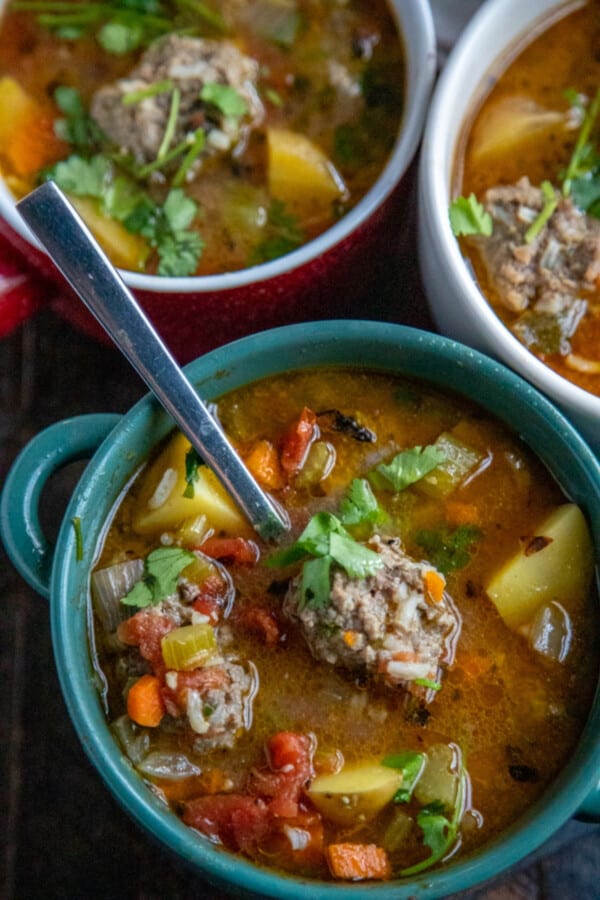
left=0, top=0, right=435, bottom=363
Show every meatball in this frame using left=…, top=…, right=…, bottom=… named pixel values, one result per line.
left=283, top=535, right=460, bottom=696
left=91, top=35, right=264, bottom=174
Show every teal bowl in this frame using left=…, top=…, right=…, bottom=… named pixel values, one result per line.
left=1, top=320, right=600, bottom=898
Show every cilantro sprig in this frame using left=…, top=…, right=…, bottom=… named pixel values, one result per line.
left=122, top=546, right=196, bottom=607
left=449, top=193, right=493, bottom=237
left=400, top=773, right=465, bottom=877
left=267, top=511, right=383, bottom=610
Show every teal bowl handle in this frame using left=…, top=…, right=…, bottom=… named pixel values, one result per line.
left=0, top=414, right=120, bottom=599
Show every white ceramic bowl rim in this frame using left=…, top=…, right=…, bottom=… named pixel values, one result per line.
left=0, top=0, right=436, bottom=293
left=419, top=0, right=600, bottom=423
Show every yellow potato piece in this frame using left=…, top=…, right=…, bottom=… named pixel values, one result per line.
left=307, top=763, right=403, bottom=826
left=469, top=95, right=571, bottom=162
left=0, top=77, right=36, bottom=143
left=267, top=127, right=347, bottom=207
left=486, top=504, right=594, bottom=628
left=132, top=431, right=249, bottom=536
left=68, top=195, right=149, bottom=272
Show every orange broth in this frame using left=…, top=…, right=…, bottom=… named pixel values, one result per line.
left=91, top=369, right=599, bottom=881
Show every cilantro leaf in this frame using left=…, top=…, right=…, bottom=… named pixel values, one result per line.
left=53, top=85, right=104, bottom=151
left=48, top=153, right=112, bottom=198
left=449, top=194, right=493, bottom=237
left=382, top=750, right=425, bottom=804
left=126, top=188, right=204, bottom=276
left=416, top=802, right=451, bottom=857
left=201, top=82, right=248, bottom=118
left=122, top=546, right=196, bottom=607
left=415, top=524, right=482, bottom=574
left=369, top=445, right=446, bottom=492
left=267, top=509, right=383, bottom=609
left=339, top=478, right=382, bottom=526
left=300, top=555, right=332, bottom=610
left=183, top=447, right=203, bottom=498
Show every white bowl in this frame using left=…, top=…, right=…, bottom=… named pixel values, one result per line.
left=418, top=0, right=600, bottom=452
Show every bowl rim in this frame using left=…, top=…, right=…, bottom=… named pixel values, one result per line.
left=49, top=320, right=600, bottom=899
left=418, top=0, right=600, bottom=421
left=0, top=0, right=436, bottom=293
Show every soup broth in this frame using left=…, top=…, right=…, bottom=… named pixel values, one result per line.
left=91, top=368, right=599, bottom=882
left=454, top=0, right=600, bottom=396
left=0, top=0, right=404, bottom=276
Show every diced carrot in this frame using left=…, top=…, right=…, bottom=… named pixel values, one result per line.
left=280, top=407, right=318, bottom=476
left=0, top=78, right=68, bottom=177
left=243, top=439, right=285, bottom=490
left=326, top=843, right=391, bottom=881
left=199, top=536, right=259, bottom=565
left=343, top=630, right=359, bottom=648
left=424, top=569, right=446, bottom=604
left=127, top=674, right=166, bottom=727
left=445, top=501, right=480, bottom=526
left=456, top=652, right=492, bottom=681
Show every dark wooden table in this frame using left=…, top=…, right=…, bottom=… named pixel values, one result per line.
left=1, top=166, right=599, bottom=900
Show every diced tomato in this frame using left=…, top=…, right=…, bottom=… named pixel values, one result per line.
left=236, top=605, right=282, bottom=645
left=182, top=731, right=321, bottom=869
left=191, top=595, right=221, bottom=623
left=267, top=731, right=312, bottom=773
left=199, top=536, right=259, bottom=565
left=183, top=793, right=270, bottom=852
left=117, top=610, right=175, bottom=672
left=280, top=407, right=318, bottom=476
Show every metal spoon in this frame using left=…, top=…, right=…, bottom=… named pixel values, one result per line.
left=17, top=180, right=289, bottom=540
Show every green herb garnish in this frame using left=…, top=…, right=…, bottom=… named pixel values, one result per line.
left=369, top=445, right=446, bottom=492
left=339, top=478, right=383, bottom=527
left=414, top=677, right=442, bottom=691
left=382, top=750, right=425, bottom=804
left=201, top=82, right=248, bottom=118
left=122, top=546, right=196, bottom=607
left=267, top=511, right=383, bottom=609
left=183, top=446, right=203, bottom=498
left=449, top=193, right=493, bottom=237
left=415, top=524, right=482, bottom=574
left=524, top=180, right=558, bottom=244
left=400, top=773, right=465, bottom=876
left=53, top=86, right=103, bottom=151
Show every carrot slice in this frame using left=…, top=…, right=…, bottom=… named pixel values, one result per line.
left=243, top=439, right=285, bottom=490
left=326, top=843, right=391, bottom=881
left=424, top=569, right=446, bottom=603
left=127, top=674, right=166, bottom=727
left=199, top=536, right=259, bottom=565
left=280, top=407, right=317, bottom=476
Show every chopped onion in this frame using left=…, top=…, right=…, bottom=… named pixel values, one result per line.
left=530, top=601, right=572, bottom=662
left=111, top=714, right=150, bottom=764
left=91, top=558, right=144, bottom=632
left=137, top=751, right=202, bottom=781
left=282, top=825, right=311, bottom=851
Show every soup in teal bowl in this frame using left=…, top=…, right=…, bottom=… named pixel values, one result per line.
left=1, top=321, right=599, bottom=898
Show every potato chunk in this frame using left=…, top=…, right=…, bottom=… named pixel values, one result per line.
left=267, top=128, right=347, bottom=209
left=307, top=763, right=403, bottom=826
left=469, top=95, right=570, bottom=162
left=486, top=504, right=594, bottom=628
left=132, top=431, right=249, bottom=536
left=68, top=195, right=149, bottom=272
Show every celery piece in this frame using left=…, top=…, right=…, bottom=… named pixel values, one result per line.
left=417, top=431, right=484, bottom=499
left=161, top=623, right=217, bottom=670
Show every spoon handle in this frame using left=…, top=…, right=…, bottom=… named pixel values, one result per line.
left=17, top=181, right=288, bottom=539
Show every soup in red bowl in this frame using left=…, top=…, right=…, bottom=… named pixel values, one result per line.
left=0, top=0, right=435, bottom=361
